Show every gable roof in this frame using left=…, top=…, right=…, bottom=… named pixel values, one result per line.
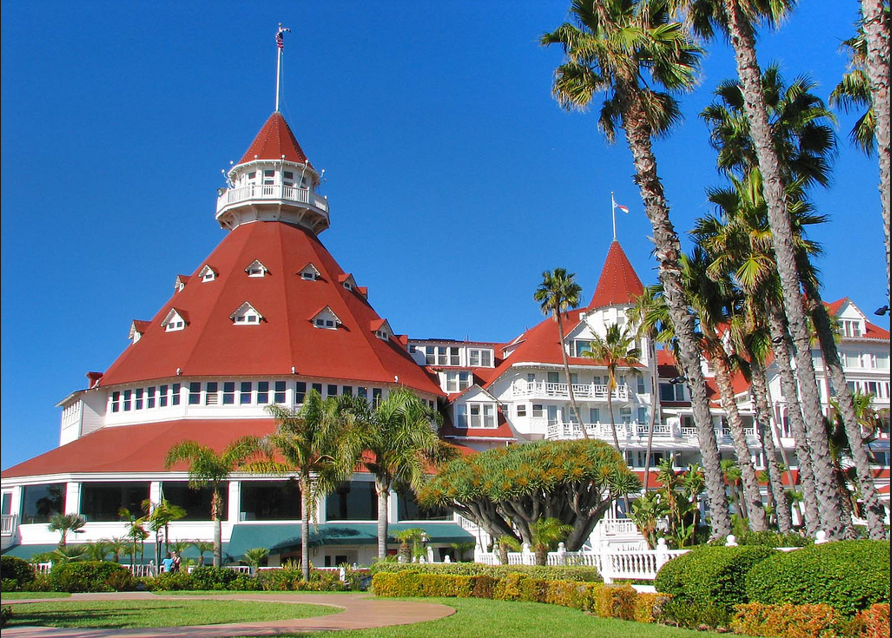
left=99, top=221, right=442, bottom=397
left=239, top=112, right=314, bottom=168
left=588, top=241, right=644, bottom=309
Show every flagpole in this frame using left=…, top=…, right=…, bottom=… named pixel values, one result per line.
left=611, top=191, right=617, bottom=241
left=275, top=24, right=283, bottom=112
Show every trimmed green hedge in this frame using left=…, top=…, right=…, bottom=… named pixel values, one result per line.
left=1, top=556, right=35, bottom=591
left=654, top=545, right=775, bottom=627
left=51, top=561, right=135, bottom=593
left=745, top=540, right=890, bottom=617
left=369, top=561, right=602, bottom=582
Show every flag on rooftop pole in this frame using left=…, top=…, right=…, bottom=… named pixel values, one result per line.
left=275, top=24, right=291, bottom=112
left=610, top=192, right=629, bottom=241
left=612, top=193, right=629, bottom=214
left=276, top=25, right=291, bottom=50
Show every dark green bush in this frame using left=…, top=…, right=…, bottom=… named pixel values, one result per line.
left=1, top=556, right=35, bottom=590
left=746, top=540, right=891, bottom=617
left=1, top=605, right=12, bottom=627
left=190, top=566, right=239, bottom=591
left=731, top=530, right=812, bottom=548
left=654, top=545, right=775, bottom=627
left=20, top=574, right=53, bottom=592
left=1, top=578, right=17, bottom=592
left=142, top=572, right=195, bottom=591
left=369, top=561, right=602, bottom=582
left=51, top=561, right=134, bottom=593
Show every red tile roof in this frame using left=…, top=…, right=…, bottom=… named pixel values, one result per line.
left=99, top=221, right=442, bottom=397
left=588, top=241, right=644, bottom=309
left=239, top=112, right=314, bottom=168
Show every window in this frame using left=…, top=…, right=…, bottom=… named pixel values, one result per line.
left=424, top=346, right=460, bottom=366
left=637, top=376, right=647, bottom=394
left=878, top=354, right=890, bottom=370
left=112, top=391, right=120, bottom=413
left=547, top=372, right=560, bottom=384
left=240, top=382, right=252, bottom=404
left=844, top=351, right=861, bottom=368
left=357, top=387, right=368, bottom=399
left=274, top=381, right=286, bottom=404
left=232, top=303, right=263, bottom=325
left=527, top=373, right=536, bottom=383
left=299, top=263, right=320, bottom=280
left=325, top=481, right=376, bottom=521
left=574, top=340, right=591, bottom=357
left=147, top=386, right=156, bottom=409
left=163, top=309, right=187, bottom=332
left=295, top=381, right=306, bottom=403
left=469, top=349, right=493, bottom=367
left=589, top=407, right=601, bottom=423
left=638, top=407, right=648, bottom=423
left=620, top=406, right=632, bottom=424
left=159, top=384, right=169, bottom=407
left=80, top=482, right=150, bottom=523
left=205, top=382, right=218, bottom=405
left=188, top=383, right=201, bottom=405
left=372, top=388, right=383, bottom=406
left=327, top=384, right=338, bottom=397
left=21, top=484, right=65, bottom=524
left=312, top=383, right=323, bottom=395
left=240, top=480, right=301, bottom=521
left=199, top=265, right=216, bottom=282
left=245, top=260, right=268, bottom=278
left=257, top=381, right=269, bottom=404
left=171, top=383, right=181, bottom=406
left=263, top=169, right=275, bottom=185
left=467, top=403, right=496, bottom=427
left=134, top=388, right=143, bottom=410
left=342, top=386, right=353, bottom=396
left=516, top=404, right=527, bottom=417
left=283, top=170, right=294, bottom=186
left=163, top=482, right=228, bottom=521
left=223, top=382, right=235, bottom=405
left=396, top=490, right=452, bottom=521
left=532, top=404, right=544, bottom=418
left=123, top=389, right=132, bottom=412
left=546, top=405, right=558, bottom=425
left=445, top=371, right=472, bottom=392
left=455, top=404, right=467, bottom=428
left=840, top=320, right=863, bottom=338
left=659, top=383, right=685, bottom=402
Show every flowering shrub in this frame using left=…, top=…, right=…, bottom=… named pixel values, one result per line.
left=731, top=603, right=846, bottom=638
left=857, top=604, right=890, bottom=638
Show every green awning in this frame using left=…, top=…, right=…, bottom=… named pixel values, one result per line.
left=2, top=544, right=59, bottom=560
left=225, top=522, right=473, bottom=561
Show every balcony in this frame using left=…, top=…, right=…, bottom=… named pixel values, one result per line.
left=544, top=421, right=757, bottom=443
left=1, top=514, right=17, bottom=536
left=511, top=379, right=629, bottom=401
left=215, top=184, right=330, bottom=219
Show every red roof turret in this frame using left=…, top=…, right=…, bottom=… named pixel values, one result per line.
left=239, top=112, right=314, bottom=168
left=588, top=241, right=644, bottom=309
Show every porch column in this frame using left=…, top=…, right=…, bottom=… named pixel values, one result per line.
left=64, top=482, right=81, bottom=515
left=228, top=481, right=240, bottom=523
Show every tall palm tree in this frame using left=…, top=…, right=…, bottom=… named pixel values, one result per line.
left=542, top=0, right=731, bottom=539
left=48, top=513, right=86, bottom=547
left=681, top=0, right=851, bottom=539
left=830, top=28, right=878, bottom=156
left=358, top=388, right=453, bottom=560
left=190, top=539, right=215, bottom=567
left=534, top=268, right=587, bottom=437
left=165, top=436, right=260, bottom=567
left=243, top=391, right=358, bottom=581
left=583, top=324, right=641, bottom=453
left=141, top=498, right=187, bottom=569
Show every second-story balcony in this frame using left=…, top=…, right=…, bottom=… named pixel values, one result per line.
left=511, top=379, right=629, bottom=402
left=545, top=420, right=758, bottom=444
left=215, top=184, right=330, bottom=225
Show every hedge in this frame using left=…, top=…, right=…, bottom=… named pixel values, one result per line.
left=731, top=602, right=846, bottom=638
left=745, top=540, right=890, bottom=617
left=51, top=561, right=135, bottom=593
left=369, top=561, right=602, bottom=582
left=1, top=556, right=36, bottom=591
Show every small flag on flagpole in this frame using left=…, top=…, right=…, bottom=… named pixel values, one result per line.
left=612, top=194, right=629, bottom=214
left=276, top=26, right=291, bottom=50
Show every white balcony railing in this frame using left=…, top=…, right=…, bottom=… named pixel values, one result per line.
left=545, top=421, right=760, bottom=442
left=1, top=514, right=17, bottom=536
left=215, top=184, right=329, bottom=215
left=511, top=380, right=629, bottom=402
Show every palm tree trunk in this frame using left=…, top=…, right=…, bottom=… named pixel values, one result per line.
left=211, top=489, right=223, bottom=567
left=557, top=313, right=588, bottom=438
left=767, top=308, right=820, bottom=533
left=712, top=350, right=768, bottom=531
left=301, top=479, right=311, bottom=581
left=617, top=79, right=731, bottom=538
left=607, top=379, right=621, bottom=452
left=749, top=358, right=793, bottom=533
left=861, top=0, right=891, bottom=288
left=643, top=339, right=659, bottom=492
left=802, top=284, right=887, bottom=538
left=376, top=482, right=390, bottom=560
left=722, top=0, right=851, bottom=539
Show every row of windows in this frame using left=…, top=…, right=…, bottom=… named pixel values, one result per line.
left=513, top=404, right=648, bottom=424
left=839, top=351, right=890, bottom=370
left=111, top=384, right=181, bottom=413
left=411, top=345, right=494, bottom=367
left=529, top=371, right=648, bottom=394
left=455, top=403, right=497, bottom=428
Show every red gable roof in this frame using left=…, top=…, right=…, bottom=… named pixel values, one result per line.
left=588, top=241, right=644, bottom=309
left=239, top=112, right=314, bottom=168
left=99, top=221, right=442, bottom=397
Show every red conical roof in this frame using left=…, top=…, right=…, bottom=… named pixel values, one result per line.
left=100, top=221, right=441, bottom=396
left=239, top=112, right=314, bottom=167
left=588, top=241, right=644, bottom=309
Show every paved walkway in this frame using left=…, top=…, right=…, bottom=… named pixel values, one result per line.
left=1, top=591, right=456, bottom=638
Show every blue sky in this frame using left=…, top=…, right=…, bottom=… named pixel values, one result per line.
left=2, top=1, right=888, bottom=471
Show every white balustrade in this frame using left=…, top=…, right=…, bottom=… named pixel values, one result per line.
left=216, top=184, right=329, bottom=214
left=1, top=514, right=16, bottom=536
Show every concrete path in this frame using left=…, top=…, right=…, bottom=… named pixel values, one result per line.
left=2, top=591, right=456, bottom=637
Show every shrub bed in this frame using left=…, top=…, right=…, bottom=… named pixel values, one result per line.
left=858, top=603, right=891, bottom=638
left=1, top=556, right=35, bottom=591
left=731, top=602, right=846, bottom=638
left=369, top=561, right=601, bottom=582
left=654, top=545, right=775, bottom=628
left=745, top=540, right=890, bottom=617
left=50, top=561, right=135, bottom=593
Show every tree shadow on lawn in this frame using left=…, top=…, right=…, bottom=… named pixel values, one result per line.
left=8, top=602, right=191, bottom=629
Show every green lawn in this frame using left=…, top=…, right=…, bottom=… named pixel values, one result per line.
left=1, top=592, right=71, bottom=600
left=3, top=599, right=338, bottom=629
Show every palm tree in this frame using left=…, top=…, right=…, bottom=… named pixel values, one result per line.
left=681, top=0, right=851, bottom=539
left=47, top=513, right=86, bottom=547
left=358, top=388, right=452, bottom=560
left=165, top=436, right=260, bottom=567
left=119, top=507, right=149, bottom=566
left=542, top=0, right=731, bottom=539
left=529, top=517, right=573, bottom=566
left=105, top=536, right=129, bottom=563
left=190, top=540, right=214, bottom=567
left=392, top=528, right=426, bottom=563
left=242, top=547, right=269, bottom=575
left=629, top=491, right=668, bottom=549
left=830, top=28, right=878, bottom=156
left=534, top=268, right=586, bottom=436
left=583, top=324, right=641, bottom=454
left=85, top=540, right=110, bottom=562
left=141, top=498, right=187, bottom=569
left=243, top=390, right=358, bottom=581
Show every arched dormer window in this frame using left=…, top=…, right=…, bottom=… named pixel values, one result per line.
left=245, top=260, right=269, bottom=278
left=161, top=308, right=188, bottom=332
left=299, top=263, right=321, bottom=281
left=198, top=265, right=217, bottom=283
left=311, top=306, right=341, bottom=330
left=230, top=302, right=264, bottom=325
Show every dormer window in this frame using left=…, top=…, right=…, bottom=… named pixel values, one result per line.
left=161, top=309, right=188, bottom=332
left=840, top=319, right=864, bottom=338
left=312, top=306, right=341, bottom=330
left=230, top=302, right=264, bottom=325
left=339, top=273, right=357, bottom=291
left=469, top=348, right=494, bottom=367
left=198, top=265, right=217, bottom=283
left=174, top=275, right=190, bottom=293
left=299, top=263, right=321, bottom=281
left=371, top=319, right=393, bottom=341
left=245, top=260, right=269, bottom=278
left=129, top=320, right=150, bottom=344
